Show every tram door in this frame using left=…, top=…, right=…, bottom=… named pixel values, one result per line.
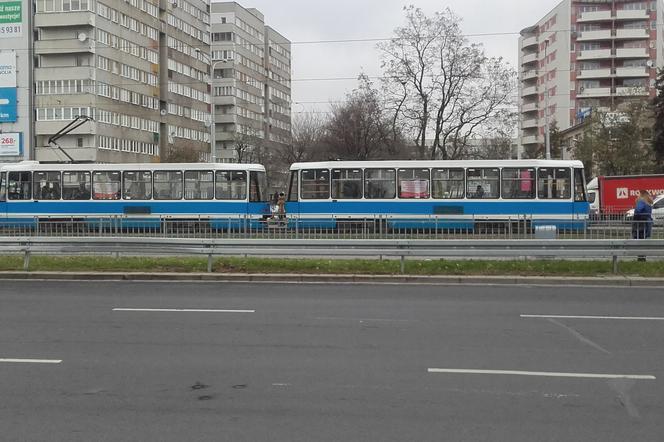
left=285, top=170, right=300, bottom=217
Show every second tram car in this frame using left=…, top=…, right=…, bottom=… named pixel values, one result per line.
left=286, top=160, right=589, bottom=231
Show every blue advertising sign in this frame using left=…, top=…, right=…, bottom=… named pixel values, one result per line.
left=0, top=86, right=17, bottom=122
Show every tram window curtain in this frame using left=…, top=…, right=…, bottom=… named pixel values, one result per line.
left=92, top=171, right=121, bottom=200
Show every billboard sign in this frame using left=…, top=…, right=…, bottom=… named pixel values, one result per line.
left=0, top=1, right=21, bottom=39
left=0, top=86, right=16, bottom=122
left=0, top=131, right=21, bottom=156
left=0, top=50, right=15, bottom=87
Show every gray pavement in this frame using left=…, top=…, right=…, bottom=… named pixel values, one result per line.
left=0, top=281, right=663, bottom=441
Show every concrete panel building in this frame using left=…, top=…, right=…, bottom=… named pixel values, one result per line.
left=0, top=0, right=32, bottom=163
left=33, top=0, right=211, bottom=163
left=210, top=2, right=291, bottom=163
left=518, top=0, right=664, bottom=158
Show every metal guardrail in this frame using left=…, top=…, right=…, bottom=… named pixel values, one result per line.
left=0, top=215, right=661, bottom=240
left=2, top=237, right=663, bottom=275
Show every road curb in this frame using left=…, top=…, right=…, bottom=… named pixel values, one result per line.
left=0, top=271, right=662, bottom=287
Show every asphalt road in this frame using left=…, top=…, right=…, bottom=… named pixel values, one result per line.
left=1, top=281, right=663, bottom=442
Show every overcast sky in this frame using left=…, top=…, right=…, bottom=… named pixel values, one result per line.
left=218, top=0, right=563, bottom=114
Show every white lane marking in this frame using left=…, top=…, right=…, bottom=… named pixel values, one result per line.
left=0, top=359, right=62, bottom=364
left=113, top=308, right=255, bottom=313
left=315, top=317, right=412, bottom=323
left=521, top=315, right=664, bottom=321
left=427, top=368, right=656, bottom=380
left=547, top=318, right=612, bottom=355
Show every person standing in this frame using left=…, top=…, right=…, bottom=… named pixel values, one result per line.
left=632, top=190, right=653, bottom=262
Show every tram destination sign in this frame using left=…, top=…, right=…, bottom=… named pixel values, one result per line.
left=0, top=1, right=21, bottom=39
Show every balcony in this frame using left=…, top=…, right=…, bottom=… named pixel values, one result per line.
left=34, top=66, right=95, bottom=81
left=615, top=86, right=649, bottom=96
left=521, top=69, right=538, bottom=81
left=34, top=38, right=95, bottom=55
left=521, top=35, right=538, bottom=49
left=521, top=135, right=543, bottom=145
left=214, top=114, right=237, bottom=124
left=34, top=11, right=94, bottom=27
left=577, top=10, right=612, bottom=22
left=521, top=52, right=538, bottom=65
left=522, top=119, right=538, bottom=129
left=615, top=66, right=649, bottom=77
left=521, top=102, right=538, bottom=112
left=578, top=87, right=612, bottom=98
left=577, top=68, right=612, bottom=79
left=616, top=48, right=649, bottom=58
left=615, top=9, right=649, bottom=20
left=521, top=85, right=539, bottom=97
left=615, top=28, right=649, bottom=40
left=577, top=30, right=613, bottom=41
left=577, top=49, right=612, bottom=60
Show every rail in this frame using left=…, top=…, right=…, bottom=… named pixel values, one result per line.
left=2, top=236, right=663, bottom=274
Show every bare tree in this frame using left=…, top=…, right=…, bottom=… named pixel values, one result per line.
left=276, top=112, right=327, bottom=165
left=323, top=74, right=403, bottom=160
left=161, top=144, right=201, bottom=163
left=379, top=6, right=516, bottom=160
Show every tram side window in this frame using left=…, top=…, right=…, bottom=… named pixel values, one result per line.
left=501, top=168, right=535, bottom=199
left=33, top=171, right=62, bottom=200
left=92, top=171, right=121, bottom=200
left=0, top=172, right=6, bottom=201
left=184, top=170, right=214, bottom=200
left=301, top=169, right=330, bottom=199
left=7, top=171, right=32, bottom=200
left=63, top=172, right=91, bottom=200
left=153, top=171, right=183, bottom=200
left=332, top=169, right=362, bottom=199
left=538, top=168, right=571, bottom=200
left=216, top=171, right=247, bottom=200
left=432, top=168, right=464, bottom=199
left=467, top=168, right=500, bottom=199
left=574, top=168, right=587, bottom=202
left=398, top=169, right=430, bottom=199
left=250, top=171, right=267, bottom=202
left=287, top=171, right=298, bottom=202
left=123, top=171, right=152, bottom=200
left=364, top=169, right=396, bottom=199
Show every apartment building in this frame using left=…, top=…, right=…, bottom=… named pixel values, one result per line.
left=0, top=0, right=32, bottom=163
left=518, top=0, right=664, bottom=157
left=33, top=0, right=211, bottom=163
left=210, top=2, right=291, bottom=163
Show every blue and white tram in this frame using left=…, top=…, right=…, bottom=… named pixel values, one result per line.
left=0, top=161, right=271, bottom=229
left=285, top=160, right=589, bottom=231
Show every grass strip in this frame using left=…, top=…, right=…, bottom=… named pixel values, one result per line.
left=0, top=255, right=663, bottom=277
